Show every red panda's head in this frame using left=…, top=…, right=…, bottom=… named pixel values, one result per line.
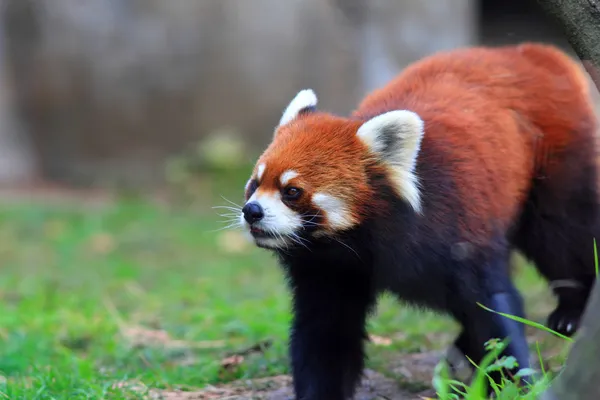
left=240, top=89, right=425, bottom=250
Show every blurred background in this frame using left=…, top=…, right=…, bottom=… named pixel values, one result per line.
left=0, top=0, right=573, bottom=192
left=0, top=1, right=592, bottom=398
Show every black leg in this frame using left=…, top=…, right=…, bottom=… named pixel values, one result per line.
left=487, top=290, right=532, bottom=383
left=449, top=289, right=531, bottom=391
left=287, top=268, right=375, bottom=400
left=448, top=252, right=533, bottom=391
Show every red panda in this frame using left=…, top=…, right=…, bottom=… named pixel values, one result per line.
left=238, top=43, right=599, bottom=399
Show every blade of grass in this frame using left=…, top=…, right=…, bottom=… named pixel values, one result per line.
left=594, top=238, right=598, bottom=277
left=477, top=303, right=573, bottom=342
left=536, top=342, right=546, bottom=378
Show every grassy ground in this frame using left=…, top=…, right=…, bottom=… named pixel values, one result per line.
left=0, top=171, right=570, bottom=399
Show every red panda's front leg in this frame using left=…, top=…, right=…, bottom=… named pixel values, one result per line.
left=287, top=266, right=376, bottom=400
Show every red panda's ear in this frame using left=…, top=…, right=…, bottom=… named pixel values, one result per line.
left=356, top=110, right=425, bottom=213
left=278, top=89, right=318, bottom=127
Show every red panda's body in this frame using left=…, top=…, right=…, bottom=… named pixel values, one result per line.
left=354, top=44, right=596, bottom=245
left=238, top=43, right=599, bottom=399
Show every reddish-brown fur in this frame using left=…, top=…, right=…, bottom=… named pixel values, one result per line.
left=246, top=43, right=599, bottom=398
left=353, top=42, right=597, bottom=239
left=255, top=116, right=374, bottom=228
left=256, top=43, right=597, bottom=239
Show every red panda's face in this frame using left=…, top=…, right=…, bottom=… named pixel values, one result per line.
left=240, top=90, right=425, bottom=250
left=241, top=115, right=367, bottom=249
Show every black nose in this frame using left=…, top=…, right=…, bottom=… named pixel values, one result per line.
left=242, top=201, right=264, bottom=224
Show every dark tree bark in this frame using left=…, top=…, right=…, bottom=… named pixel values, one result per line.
left=537, top=0, right=600, bottom=88
left=540, top=285, right=600, bottom=400
left=536, top=2, right=600, bottom=399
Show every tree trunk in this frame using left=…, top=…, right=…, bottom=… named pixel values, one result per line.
left=536, top=0, right=600, bottom=88
left=540, top=283, right=600, bottom=400
left=535, top=1, right=600, bottom=399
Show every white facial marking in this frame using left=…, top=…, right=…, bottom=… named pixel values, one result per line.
left=240, top=190, right=303, bottom=249
left=253, top=236, right=292, bottom=249
left=250, top=191, right=301, bottom=234
left=279, top=89, right=318, bottom=126
left=356, top=110, right=425, bottom=214
left=256, top=163, right=266, bottom=181
left=280, top=170, right=299, bottom=186
left=312, top=192, right=355, bottom=230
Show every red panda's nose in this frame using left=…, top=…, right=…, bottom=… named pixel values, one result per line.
left=242, top=201, right=264, bottom=224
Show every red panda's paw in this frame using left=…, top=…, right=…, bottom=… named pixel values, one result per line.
left=547, top=305, right=583, bottom=337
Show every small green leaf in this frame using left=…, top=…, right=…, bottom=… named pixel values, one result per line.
left=514, top=368, right=537, bottom=379
left=484, top=338, right=503, bottom=351
left=486, top=356, right=518, bottom=373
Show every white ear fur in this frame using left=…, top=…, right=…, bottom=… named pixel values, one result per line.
left=356, top=110, right=425, bottom=213
left=279, top=89, right=318, bottom=126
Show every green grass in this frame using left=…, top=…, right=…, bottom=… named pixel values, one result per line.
left=0, top=175, right=564, bottom=399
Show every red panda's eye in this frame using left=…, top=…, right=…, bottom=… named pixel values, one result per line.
left=283, top=187, right=302, bottom=200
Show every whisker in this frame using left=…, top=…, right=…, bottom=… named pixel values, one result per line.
left=216, top=213, right=240, bottom=220
left=331, top=237, right=361, bottom=260
left=216, top=218, right=241, bottom=225
left=208, top=222, right=243, bottom=233
left=216, top=213, right=241, bottom=218
left=277, top=245, right=291, bottom=256
left=304, top=218, right=322, bottom=224
left=213, top=205, right=242, bottom=211
left=277, top=231, right=290, bottom=251
left=217, top=215, right=242, bottom=222
left=302, top=221, right=324, bottom=227
left=301, top=213, right=322, bottom=218
left=216, top=218, right=241, bottom=223
left=288, top=232, right=312, bottom=251
left=302, top=212, right=322, bottom=225
left=220, top=196, right=244, bottom=209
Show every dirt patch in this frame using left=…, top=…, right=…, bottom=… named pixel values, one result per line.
left=148, top=361, right=439, bottom=400
left=390, top=351, right=443, bottom=392
left=143, top=337, right=569, bottom=400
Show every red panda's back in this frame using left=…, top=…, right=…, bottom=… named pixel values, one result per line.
left=352, top=43, right=597, bottom=239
